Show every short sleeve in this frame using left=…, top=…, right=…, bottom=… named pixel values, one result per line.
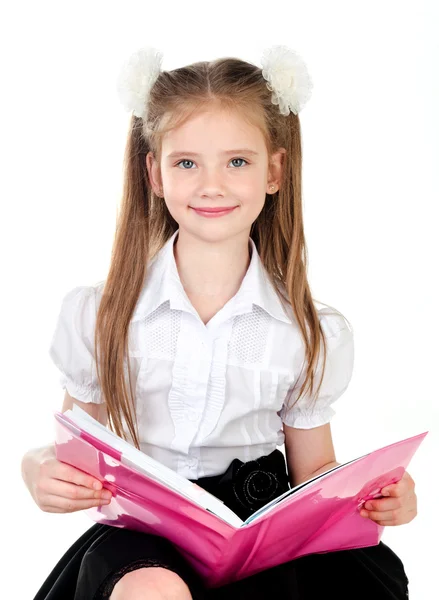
left=48, top=285, right=104, bottom=404
left=279, top=308, right=354, bottom=429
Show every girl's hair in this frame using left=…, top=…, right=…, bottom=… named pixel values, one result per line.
left=94, top=55, right=329, bottom=449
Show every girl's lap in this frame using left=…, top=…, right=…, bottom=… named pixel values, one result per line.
left=69, top=524, right=409, bottom=600
left=208, top=540, right=409, bottom=600
left=291, top=542, right=409, bottom=599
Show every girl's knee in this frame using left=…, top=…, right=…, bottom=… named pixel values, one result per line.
left=109, top=566, right=193, bottom=600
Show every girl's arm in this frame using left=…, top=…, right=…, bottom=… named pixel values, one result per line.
left=283, top=422, right=339, bottom=487
left=21, top=391, right=108, bottom=486
left=60, top=390, right=108, bottom=425
left=21, top=392, right=110, bottom=512
left=22, top=391, right=108, bottom=466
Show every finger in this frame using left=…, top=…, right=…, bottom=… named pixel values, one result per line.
left=42, top=494, right=111, bottom=513
left=380, top=484, right=404, bottom=498
left=401, top=471, right=414, bottom=486
left=382, top=472, right=413, bottom=496
left=375, top=520, right=398, bottom=526
left=361, top=509, right=397, bottom=522
left=364, top=498, right=401, bottom=511
left=54, top=461, right=103, bottom=490
left=45, top=478, right=112, bottom=501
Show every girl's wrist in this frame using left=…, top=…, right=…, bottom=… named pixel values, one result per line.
left=21, top=444, right=55, bottom=490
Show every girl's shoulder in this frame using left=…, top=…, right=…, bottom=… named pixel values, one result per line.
left=275, top=283, right=352, bottom=337
left=57, top=280, right=106, bottom=320
left=313, top=299, right=353, bottom=338
left=61, top=279, right=105, bottom=298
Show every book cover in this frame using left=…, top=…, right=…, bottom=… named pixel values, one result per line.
left=54, top=407, right=427, bottom=587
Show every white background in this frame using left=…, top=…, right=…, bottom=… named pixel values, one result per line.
left=2, top=1, right=438, bottom=597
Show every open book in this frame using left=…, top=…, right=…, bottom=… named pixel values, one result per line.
left=54, top=405, right=427, bottom=587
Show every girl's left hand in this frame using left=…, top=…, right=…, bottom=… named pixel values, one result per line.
left=359, top=471, right=417, bottom=526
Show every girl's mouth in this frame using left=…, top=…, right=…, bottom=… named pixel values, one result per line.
left=190, top=206, right=238, bottom=218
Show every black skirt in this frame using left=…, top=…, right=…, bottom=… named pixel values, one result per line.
left=33, top=450, right=410, bottom=600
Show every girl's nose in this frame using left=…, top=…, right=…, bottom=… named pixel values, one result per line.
left=199, top=173, right=226, bottom=195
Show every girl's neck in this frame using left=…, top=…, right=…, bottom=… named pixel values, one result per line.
left=173, top=229, right=251, bottom=300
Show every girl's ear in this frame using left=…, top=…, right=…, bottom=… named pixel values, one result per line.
left=267, top=147, right=286, bottom=193
left=146, top=152, right=163, bottom=197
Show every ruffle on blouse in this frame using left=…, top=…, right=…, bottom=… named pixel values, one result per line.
left=279, top=310, right=354, bottom=429
left=48, top=285, right=104, bottom=405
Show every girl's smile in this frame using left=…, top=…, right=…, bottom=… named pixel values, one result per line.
left=190, top=206, right=238, bottom=218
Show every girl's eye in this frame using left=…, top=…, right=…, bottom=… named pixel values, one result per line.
left=175, top=158, right=248, bottom=169
left=230, top=158, right=248, bottom=168
left=176, top=160, right=195, bottom=169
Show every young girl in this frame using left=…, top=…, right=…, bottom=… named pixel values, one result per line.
left=22, top=45, right=417, bottom=600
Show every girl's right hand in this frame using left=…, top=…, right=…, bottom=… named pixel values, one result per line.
left=21, top=444, right=112, bottom=513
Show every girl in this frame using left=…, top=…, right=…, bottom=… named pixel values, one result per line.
left=22, top=45, right=417, bottom=600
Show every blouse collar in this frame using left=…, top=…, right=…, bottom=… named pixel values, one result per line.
left=131, top=229, right=291, bottom=324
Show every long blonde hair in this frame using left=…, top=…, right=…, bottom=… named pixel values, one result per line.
left=95, top=55, right=329, bottom=449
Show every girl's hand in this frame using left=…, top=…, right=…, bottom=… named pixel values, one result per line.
left=21, top=444, right=112, bottom=513
left=359, top=471, right=417, bottom=526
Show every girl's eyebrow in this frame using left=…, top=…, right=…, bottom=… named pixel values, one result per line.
left=166, top=148, right=259, bottom=159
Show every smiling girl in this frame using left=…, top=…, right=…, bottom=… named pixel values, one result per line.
left=23, top=45, right=415, bottom=600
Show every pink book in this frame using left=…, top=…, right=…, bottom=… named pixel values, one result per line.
left=54, top=406, right=427, bottom=588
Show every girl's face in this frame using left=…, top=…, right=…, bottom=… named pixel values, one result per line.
left=146, top=107, right=285, bottom=244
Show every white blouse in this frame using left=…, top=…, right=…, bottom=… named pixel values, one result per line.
left=49, top=229, right=354, bottom=478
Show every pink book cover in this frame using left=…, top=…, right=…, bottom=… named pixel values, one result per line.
left=54, top=411, right=427, bottom=588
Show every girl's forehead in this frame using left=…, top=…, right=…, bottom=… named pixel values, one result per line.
left=161, top=108, right=265, bottom=152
